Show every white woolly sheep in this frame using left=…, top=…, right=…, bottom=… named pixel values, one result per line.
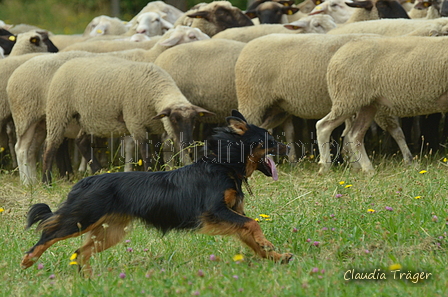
left=9, top=24, right=45, bottom=34
left=308, top=0, right=355, bottom=23
left=316, top=35, right=448, bottom=174
left=130, top=1, right=184, bottom=25
left=235, top=33, right=412, bottom=164
left=129, top=12, right=174, bottom=37
left=41, top=57, right=213, bottom=183
left=327, top=18, right=448, bottom=36
left=61, top=37, right=160, bottom=53
left=83, top=15, right=130, bottom=37
left=176, top=1, right=254, bottom=36
left=154, top=39, right=246, bottom=125
left=212, top=14, right=336, bottom=42
left=8, top=26, right=209, bottom=184
left=49, top=34, right=90, bottom=50
left=0, top=30, right=58, bottom=169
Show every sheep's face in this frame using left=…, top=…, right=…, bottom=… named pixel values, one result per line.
left=153, top=105, right=215, bottom=146
left=246, top=2, right=299, bottom=24
left=158, top=26, right=210, bottom=47
left=187, top=3, right=254, bottom=36
left=136, top=12, right=173, bottom=37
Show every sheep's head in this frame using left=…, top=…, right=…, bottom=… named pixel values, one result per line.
left=158, top=26, right=210, bottom=47
left=187, top=1, right=254, bottom=36
left=84, top=15, right=129, bottom=36
left=284, top=14, right=336, bottom=33
left=245, top=1, right=299, bottom=24
left=10, top=30, right=58, bottom=55
left=152, top=105, right=215, bottom=147
left=135, top=12, right=174, bottom=36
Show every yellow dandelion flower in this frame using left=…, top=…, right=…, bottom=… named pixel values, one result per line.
left=0, top=147, right=4, bottom=153
left=69, top=261, right=78, bottom=265
left=339, top=181, right=345, bottom=185
left=419, top=170, right=427, bottom=174
left=414, top=196, right=422, bottom=199
left=232, top=254, right=244, bottom=262
left=344, top=184, right=353, bottom=188
left=259, top=214, right=270, bottom=218
left=443, top=158, right=447, bottom=163
left=0, top=207, right=4, bottom=213
left=255, top=218, right=260, bottom=222
left=106, top=170, right=111, bottom=173
left=389, top=263, right=402, bottom=271
left=367, top=209, right=376, bottom=213
left=70, top=253, right=78, bottom=261
left=138, top=159, right=143, bottom=166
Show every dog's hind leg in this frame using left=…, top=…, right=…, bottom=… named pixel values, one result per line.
left=200, top=213, right=293, bottom=264
left=70, top=214, right=131, bottom=277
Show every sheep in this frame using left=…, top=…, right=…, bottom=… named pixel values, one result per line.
left=61, top=37, right=160, bottom=53
left=176, top=1, right=254, bottom=36
left=408, top=0, right=430, bottom=18
left=127, top=12, right=174, bottom=37
left=235, top=33, right=412, bottom=164
left=0, top=30, right=58, bottom=169
left=315, top=35, right=448, bottom=174
left=9, top=24, right=45, bottom=34
left=49, top=34, right=90, bottom=50
left=8, top=26, right=209, bottom=185
left=212, top=14, right=336, bottom=42
left=83, top=15, right=130, bottom=37
left=154, top=39, right=246, bottom=126
left=130, top=1, right=184, bottom=25
left=327, top=18, right=448, bottom=36
left=308, top=0, right=355, bottom=23
left=245, top=0, right=300, bottom=24
left=41, top=56, right=213, bottom=183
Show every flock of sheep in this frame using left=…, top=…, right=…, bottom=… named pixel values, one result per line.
left=1, top=0, right=448, bottom=185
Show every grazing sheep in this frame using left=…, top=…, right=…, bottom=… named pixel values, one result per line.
left=130, top=1, right=184, bottom=25
left=0, top=30, right=58, bottom=169
left=308, top=0, right=355, bottom=23
left=83, top=15, right=130, bottom=37
left=177, top=1, right=254, bottom=36
left=8, top=26, right=209, bottom=185
left=154, top=39, right=246, bottom=125
left=245, top=0, right=300, bottom=24
left=316, top=36, right=448, bottom=174
left=42, top=56, right=213, bottom=183
left=327, top=18, right=448, bottom=36
left=212, top=14, right=336, bottom=42
left=128, top=12, right=174, bottom=37
left=235, top=33, right=412, bottom=164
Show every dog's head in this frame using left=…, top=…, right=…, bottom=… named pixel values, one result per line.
left=209, top=110, right=289, bottom=180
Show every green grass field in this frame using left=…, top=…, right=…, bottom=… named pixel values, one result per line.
left=1, top=156, right=447, bottom=296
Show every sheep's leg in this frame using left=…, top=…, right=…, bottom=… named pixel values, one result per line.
left=374, top=113, right=413, bottom=164
left=55, top=138, right=73, bottom=178
left=6, top=121, right=17, bottom=168
left=344, top=105, right=377, bottom=173
left=123, top=136, right=135, bottom=172
left=316, top=113, right=350, bottom=174
left=16, top=121, right=45, bottom=185
left=75, top=133, right=102, bottom=174
left=282, top=116, right=297, bottom=163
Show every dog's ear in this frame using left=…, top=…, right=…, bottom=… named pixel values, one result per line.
left=226, top=116, right=248, bottom=135
left=231, top=110, right=247, bottom=123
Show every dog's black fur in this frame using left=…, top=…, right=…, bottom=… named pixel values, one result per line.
left=22, top=110, right=293, bottom=274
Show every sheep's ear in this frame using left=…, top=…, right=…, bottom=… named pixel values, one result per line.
left=226, top=117, right=249, bottom=135
left=282, top=6, right=299, bottom=15
left=345, top=0, right=373, bottom=9
left=245, top=10, right=258, bottom=19
left=194, top=106, right=215, bottom=117
left=278, top=0, right=294, bottom=7
left=30, top=35, right=41, bottom=46
left=187, top=11, right=210, bottom=21
left=158, top=34, right=183, bottom=47
left=284, top=22, right=306, bottom=30
left=153, top=108, right=171, bottom=119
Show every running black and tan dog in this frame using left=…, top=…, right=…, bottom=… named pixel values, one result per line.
left=21, top=110, right=293, bottom=275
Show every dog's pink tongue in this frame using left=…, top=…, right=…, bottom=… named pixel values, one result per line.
left=266, top=156, right=278, bottom=181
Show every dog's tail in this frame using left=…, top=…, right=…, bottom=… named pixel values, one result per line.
left=26, top=203, right=53, bottom=229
